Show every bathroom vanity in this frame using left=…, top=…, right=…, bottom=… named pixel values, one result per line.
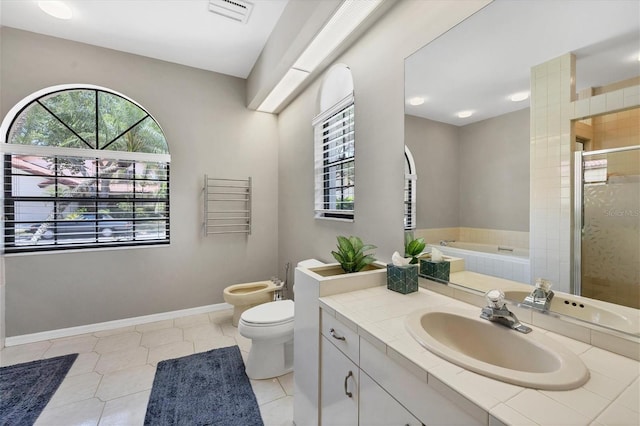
left=294, top=264, right=640, bottom=426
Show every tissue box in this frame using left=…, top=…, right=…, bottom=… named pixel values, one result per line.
left=386, top=264, right=418, bottom=294
left=419, top=259, right=450, bottom=283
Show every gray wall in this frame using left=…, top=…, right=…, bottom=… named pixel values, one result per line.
left=404, top=115, right=460, bottom=229
left=458, top=108, right=530, bottom=231
left=1, top=28, right=280, bottom=336
left=404, top=108, right=530, bottom=233
left=0, top=1, right=490, bottom=334
left=276, top=1, right=488, bottom=280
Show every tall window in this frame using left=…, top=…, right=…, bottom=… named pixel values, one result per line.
left=313, top=65, right=355, bottom=221
left=1, top=85, right=170, bottom=253
left=314, top=99, right=355, bottom=219
left=404, top=146, right=416, bottom=230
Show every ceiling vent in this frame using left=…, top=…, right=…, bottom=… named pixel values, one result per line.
left=208, top=0, right=254, bottom=24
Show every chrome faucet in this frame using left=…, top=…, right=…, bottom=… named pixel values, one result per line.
left=439, top=240, right=455, bottom=246
left=480, top=289, right=532, bottom=334
left=522, top=278, right=554, bottom=312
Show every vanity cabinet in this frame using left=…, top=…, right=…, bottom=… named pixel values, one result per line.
left=321, top=334, right=421, bottom=426
left=359, top=371, right=422, bottom=426
left=320, top=308, right=484, bottom=426
left=321, top=335, right=359, bottom=425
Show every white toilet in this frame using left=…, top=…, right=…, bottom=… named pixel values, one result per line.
left=238, top=259, right=324, bottom=379
left=238, top=299, right=294, bottom=379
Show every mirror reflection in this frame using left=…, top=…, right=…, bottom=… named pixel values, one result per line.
left=404, top=0, right=639, bottom=334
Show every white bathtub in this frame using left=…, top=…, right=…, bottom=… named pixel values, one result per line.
left=429, top=242, right=531, bottom=283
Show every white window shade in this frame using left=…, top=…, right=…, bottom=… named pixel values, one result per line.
left=314, top=100, right=355, bottom=220
left=404, top=147, right=417, bottom=230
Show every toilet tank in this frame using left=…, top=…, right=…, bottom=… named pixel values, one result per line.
left=297, top=259, right=324, bottom=268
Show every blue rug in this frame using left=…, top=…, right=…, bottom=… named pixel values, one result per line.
left=144, top=345, right=264, bottom=426
left=0, top=353, right=78, bottom=426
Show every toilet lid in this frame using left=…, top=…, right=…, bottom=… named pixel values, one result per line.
left=241, top=300, right=294, bottom=325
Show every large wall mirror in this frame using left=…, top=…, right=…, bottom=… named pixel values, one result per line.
left=404, top=0, right=639, bottom=335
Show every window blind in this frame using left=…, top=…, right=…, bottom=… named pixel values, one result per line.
left=3, top=152, right=170, bottom=253
left=405, top=173, right=417, bottom=230
left=314, top=101, right=355, bottom=219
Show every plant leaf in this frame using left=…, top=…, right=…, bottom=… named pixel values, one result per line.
left=349, top=236, right=363, bottom=253
left=405, top=237, right=425, bottom=257
left=360, top=244, right=377, bottom=253
left=331, top=251, right=344, bottom=264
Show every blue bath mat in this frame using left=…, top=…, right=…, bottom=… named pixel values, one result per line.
left=144, top=345, right=263, bottom=426
left=0, top=353, right=78, bottom=426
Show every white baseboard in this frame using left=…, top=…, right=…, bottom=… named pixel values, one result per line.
left=5, top=302, right=233, bottom=347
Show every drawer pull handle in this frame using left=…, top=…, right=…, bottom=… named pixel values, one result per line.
left=330, top=328, right=346, bottom=341
left=344, top=370, right=353, bottom=398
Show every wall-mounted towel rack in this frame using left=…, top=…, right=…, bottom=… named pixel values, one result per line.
left=203, top=175, right=251, bottom=236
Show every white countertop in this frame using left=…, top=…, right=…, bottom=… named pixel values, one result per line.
left=319, top=285, right=640, bottom=426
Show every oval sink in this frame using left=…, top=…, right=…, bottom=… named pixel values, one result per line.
left=405, top=307, right=590, bottom=390
left=502, top=290, right=640, bottom=336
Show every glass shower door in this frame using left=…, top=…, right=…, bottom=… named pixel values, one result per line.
left=576, top=146, right=640, bottom=309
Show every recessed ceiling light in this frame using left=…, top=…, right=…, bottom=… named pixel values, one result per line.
left=510, top=92, right=530, bottom=102
left=408, top=97, right=425, bottom=106
left=38, top=1, right=73, bottom=20
left=457, top=110, right=473, bottom=118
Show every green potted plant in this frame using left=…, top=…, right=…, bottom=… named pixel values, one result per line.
left=404, top=233, right=426, bottom=264
left=331, top=235, right=377, bottom=273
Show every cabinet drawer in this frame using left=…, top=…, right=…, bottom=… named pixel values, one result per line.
left=321, top=309, right=360, bottom=364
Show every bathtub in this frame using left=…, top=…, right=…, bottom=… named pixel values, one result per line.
left=429, top=242, right=531, bottom=283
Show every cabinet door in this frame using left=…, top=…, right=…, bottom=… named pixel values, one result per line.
left=360, top=339, right=483, bottom=425
left=360, top=371, right=422, bottom=426
left=321, top=336, right=359, bottom=426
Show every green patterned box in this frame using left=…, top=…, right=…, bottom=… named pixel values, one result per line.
left=419, top=259, right=450, bottom=283
left=386, top=264, right=418, bottom=294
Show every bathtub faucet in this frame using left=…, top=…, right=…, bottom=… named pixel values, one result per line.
left=439, top=240, right=455, bottom=246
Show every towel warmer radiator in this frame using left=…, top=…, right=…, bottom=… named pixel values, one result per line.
left=203, top=175, right=251, bottom=236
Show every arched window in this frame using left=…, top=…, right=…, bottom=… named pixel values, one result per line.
left=404, top=146, right=416, bottom=230
left=1, top=85, right=170, bottom=253
left=313, top=64, right=355, bottom=221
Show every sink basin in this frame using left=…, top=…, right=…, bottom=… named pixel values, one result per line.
left=503, top=290, right=640, bottom=336
left=405, top=307, right=590, bottom=390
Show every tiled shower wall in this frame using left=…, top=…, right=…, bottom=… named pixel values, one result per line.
left=529, top=54, right=575, bottom=292
left=530, top=53, right=640, bottom=293
left=591, top=108, right=640, bottom=150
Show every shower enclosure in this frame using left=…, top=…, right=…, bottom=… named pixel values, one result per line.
left=573, top=145, right=640, bottom=309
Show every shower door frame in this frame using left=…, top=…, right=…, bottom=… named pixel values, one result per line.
left=572, top=144, right=640, bottom=296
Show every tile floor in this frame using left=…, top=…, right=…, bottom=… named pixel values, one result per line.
left=0, top=308, right=294, bottom=425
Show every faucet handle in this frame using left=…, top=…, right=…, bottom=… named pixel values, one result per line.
left=535, top=278, right=552, bottom=292
left=485, top=289, right=505, bottom=308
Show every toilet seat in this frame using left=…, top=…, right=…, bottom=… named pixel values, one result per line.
left=240, top=300, right=294, bottom=326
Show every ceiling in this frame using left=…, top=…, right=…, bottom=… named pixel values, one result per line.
left=405, top=0, right=640, bottom=126
left=0, top=0, right=289, bottom=78
left=3, top=0, right=638, bottom=119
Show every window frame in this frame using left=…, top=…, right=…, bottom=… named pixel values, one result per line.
left=404, top=146, right=417, bottom=230
left=1, top=84, right=171, bottom=254
left=313, top=93, right=355, bottom=221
